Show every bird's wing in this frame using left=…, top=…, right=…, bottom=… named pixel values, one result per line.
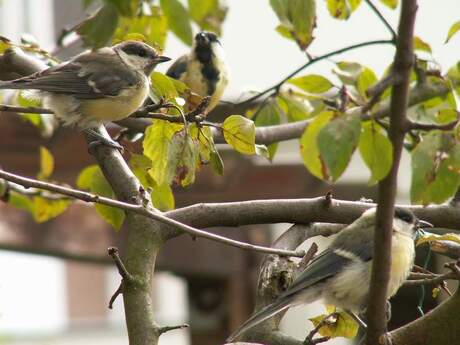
left=166, top=54, right=188, bottom=80
left=279, top=249, right=352, bottom=298
left=281, top=224, right=374, bottom=299
left=0, top=52, right=139, bottom=99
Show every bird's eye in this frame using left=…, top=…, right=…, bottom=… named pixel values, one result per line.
left=138, top=48, right=147, bottom=57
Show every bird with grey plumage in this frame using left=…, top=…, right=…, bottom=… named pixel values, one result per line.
left=166, top=31, right=229, bottom=112
left=226, top=207, right=432, bottom=343
left=0, top=40, right=170, bottom=149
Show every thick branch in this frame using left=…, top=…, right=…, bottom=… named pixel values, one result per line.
left=166, top=200, right=460, bottom=232
left=366, top=2, right=418, bottom=344
left=389, top=286, right=460, bottom=345
left=0, top=168, right=304, bottom=258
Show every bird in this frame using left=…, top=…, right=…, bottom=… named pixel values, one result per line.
left=226, top=207, right=432, bottom=342
left=0, top=40, right=170, bottom=149
left=166, top=31, right=229, bottom=112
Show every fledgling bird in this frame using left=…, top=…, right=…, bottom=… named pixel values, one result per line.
left=226, top=207, right=432, bottom=342
left=167, top=31, right=229, bottom=112
left=0, top=40, right=170, bottom=148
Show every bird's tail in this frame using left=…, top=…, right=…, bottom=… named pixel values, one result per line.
left=226, top=296, right=294, bottom=343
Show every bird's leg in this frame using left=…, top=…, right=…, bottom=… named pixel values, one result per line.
left=84, top=125, right=124, bottom=154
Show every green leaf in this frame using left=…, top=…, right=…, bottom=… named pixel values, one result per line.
left=317, top=113, right=361, bottom=181
left=255, top=100, right=281, bottom=160
left=8, top=192, right=34, bottom=214
left=359, top=121, right=393, bottom=185
left=379, top=0, right=398, bottom=9
left=33, top=197, right=70, bottom=223
left=222, top=115, right=257, bottom=155
left=167, top=130, right=199, bottom=186
left=188, top=0, right=228, bottom=34
left=287, top=74, right=334, bottom=93
left=77, top=165, right=125, bottom=230
left=414, top=36, right=432, bottom=54
left=277, top=95, right=311, bottom=122
left=129, top=153, right=153, bottom=188
left=151, top=183, right=175, bottom=211
left=114, top=6, right=168, bottom=49
left=270, top=0, right=316, bottom=50
left=150, top=72, right=179, bottom=102
left=333, top=61, right=364, bottom=85
left=77, top=4, right=120, bottom=48
left=348, top=0, right=362, bottom=11
left=309, top=310, right=359, bottom=339
left=300, top=111, right=334, bottom=180
left=437, top=109, right=458, bottom=124
left=160, top=0, right=193, bottom=46
left=411, top=131, right=460, bottom=205
left=445, top=20, right=460, bottom=43
left=105, top=0, right=140, bottom=17
left=143, top=120, right=183, bottom=185
left=210, top=150, right=224, bottom=175
left=37, top=146, right=54, bottom=180
left=326, top=0, right=350, bottom=20
left=357, top=67, right=378, bottom=100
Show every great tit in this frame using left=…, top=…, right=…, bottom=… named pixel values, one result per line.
left=167, top=31, right=229, bottom=112
left=0, top=41, right=170, bottom=147
left=227, top=207, right=432, bottom=342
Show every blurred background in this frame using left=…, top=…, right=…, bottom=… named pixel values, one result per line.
left=0, top=0, right=459, bottom=344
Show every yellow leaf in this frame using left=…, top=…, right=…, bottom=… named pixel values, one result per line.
left=33, top=197, right=70, bottom=223
left=416, top=232, right=460, bottom=246
left=37, top=146, right=54, bottom=180
left=309, top=309, right=358, bottom=339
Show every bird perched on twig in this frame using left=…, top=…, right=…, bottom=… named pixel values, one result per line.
left=226, top=207, right=432, bottom=343
left=0, top=40, right=170, bottom=149
left=167, top=31, right=229, bottom=112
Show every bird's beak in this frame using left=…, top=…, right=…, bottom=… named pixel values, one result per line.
left=154, top=55, right=171, bottom=64
left=417, top=220, right=433, bottom=228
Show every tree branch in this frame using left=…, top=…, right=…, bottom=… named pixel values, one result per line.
left=166, top=200, right=460, bottom=232
left=0, top=168, right=305, bottom=258
left=365, top=0, right=398, bottom=40
left=366, top=2, right=418, bottom=344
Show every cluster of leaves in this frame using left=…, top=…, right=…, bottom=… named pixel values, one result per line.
left=259, top=1, right=460, bottom=208
left=72, top=0, right=228, bottom=49
left=1, top=147, right=70, bottom=223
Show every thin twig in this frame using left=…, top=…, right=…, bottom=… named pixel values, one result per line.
left=304, top=313, right=336, bottom=345
left=407, top=118, right=459, bottom=131
left=237, top=39, right=394, bottom=105
left=158, top=324, right=189, bottom=335
left=0, top=104, right=53, bottom=114
left=108, top=283, right=123, bottom=309
left=0, top=168, right=305, bottom=258
left=365, top=0, right=398, bottom=40
left=404, top=271, right=458, bottom=286
left=108, top=247, right=133, bottom=281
